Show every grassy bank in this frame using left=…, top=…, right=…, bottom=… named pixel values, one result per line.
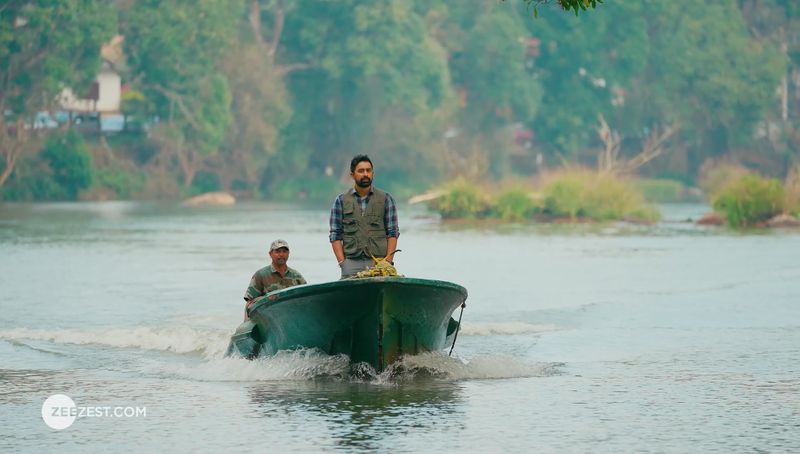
left=428, top=170, right=661, bottom=223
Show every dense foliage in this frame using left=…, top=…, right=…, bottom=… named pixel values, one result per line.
left=1, top=0, right=798, bottom=203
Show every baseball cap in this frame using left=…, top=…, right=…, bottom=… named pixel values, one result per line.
left=269, top=239, right=290, bottom=251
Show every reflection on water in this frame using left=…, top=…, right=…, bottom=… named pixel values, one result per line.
left=247, top=380, right=463, bottom=450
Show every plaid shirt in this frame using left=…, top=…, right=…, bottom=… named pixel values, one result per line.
left=329, top=187, right=399, bottom=242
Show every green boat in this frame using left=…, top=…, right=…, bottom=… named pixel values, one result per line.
left=226, top=277, right=468, bottom=371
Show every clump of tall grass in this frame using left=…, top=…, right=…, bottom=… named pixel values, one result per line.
left=428, top=170, right=660, bottom=223
left=429, top=177, right=488, bottom=219
left=540, top=168, right=661, bottom=222
left=492, top=186, right=541, bottom=221
left=711, top=174, right=785, bottom=228
left=785, top=166, right=800, bottom=217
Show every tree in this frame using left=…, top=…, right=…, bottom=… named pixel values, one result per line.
left=0, top=0, right=114, bottom=187
left=525, top=0, right=784, bottom=177
left=40, top=130, right=93, bottom=199
left=267, top=0, right=453, bottom=194
left=738, top=0, right=800, bottom=169
left=121, top=0, right=241, bottom=188
left=215, top=0, right=292, bottom=193
left=632, top=0, right=785, bottom=171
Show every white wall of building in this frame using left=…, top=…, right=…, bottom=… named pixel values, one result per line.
left=58, top=67, right=121, bottom=113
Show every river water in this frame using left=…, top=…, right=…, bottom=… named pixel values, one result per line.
left=1, top=201, right=798, bottom=452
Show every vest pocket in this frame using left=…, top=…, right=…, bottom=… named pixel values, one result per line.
left=343, top=218, right=358, bottom=234
left=367, top=216, right=383, bottom=232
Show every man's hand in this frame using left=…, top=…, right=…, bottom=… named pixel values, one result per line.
left=244, top=299, right=256, bottom=320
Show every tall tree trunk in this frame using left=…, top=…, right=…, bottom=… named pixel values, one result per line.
left=781, top=38, right=789, bottom=121
left=267, top=0, right=285, bottom=62
left=174, top=140, right=198, bottom=188
left=0, top=156, right=15, bottom=187
left=249, top=0, right=263, bottom=45
left=0, top=120, right=28, bottom=187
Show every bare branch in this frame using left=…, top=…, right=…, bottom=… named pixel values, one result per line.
left=595, top=113, right=678, bottom=175
left=275, top=61, right=315, bottom=76
left=267, top=0, right=285, bottom=59
left=621, top=123, right=679, bottom=173
left=596, top=113, right=621, bottom=172
left=249, top=0, right=263, bottom=46
left=150, top=84, right=204, bottom=132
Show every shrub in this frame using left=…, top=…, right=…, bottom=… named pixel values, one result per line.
left=492, top=187, right=540, bottom=221
left=190, top=170, right=221, bottom=195
left=40, top=131, right=93, bottom=200
left=542, top=172, right=586, bottom=218
left=94, top=167, right=145, bottom=199
left=712, top=174, right=785, bottom=227
left=0, top=157, right=63, bottom=201
left=583, top=173, right=649, bottom=221
left=541, top=169, right=660, bottom=222
left=785, top=166, right=800, bottom=217
left=430, top=178, right=488, bottom=219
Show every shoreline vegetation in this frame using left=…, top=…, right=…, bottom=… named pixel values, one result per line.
left=3, top=2, right=799, bottom=237
left=418, top=163, right=800, bottom=229
left=419, top=171, right=662, bottom=224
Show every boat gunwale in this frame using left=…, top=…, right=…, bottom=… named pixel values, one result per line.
left=249, top=276, right=467, bottom=314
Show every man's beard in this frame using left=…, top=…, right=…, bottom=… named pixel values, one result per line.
left=356, top=177, right=372, bottom=188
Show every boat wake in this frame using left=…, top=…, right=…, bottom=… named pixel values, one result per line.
left=0, top=326, right=232, bottom=358
left=157, top=349, right=559, bottom=383
left=371, top=352, right=560, bottom=383
left=0, top=320, right=557, bottom=358
left=1, top=323, right=560, bottom=383
left=459, top=322, right=560, bottom=336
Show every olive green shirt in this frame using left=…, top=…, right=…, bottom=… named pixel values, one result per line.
left=244, top=264, right=306, bottom=301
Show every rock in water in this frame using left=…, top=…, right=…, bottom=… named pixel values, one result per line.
left=696, top=212, right=724, bottom=226
left=182, top=191, right=236, bottom=207
left=766, top=213, right=800, bottom=228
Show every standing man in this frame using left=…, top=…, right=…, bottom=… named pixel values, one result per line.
left=329, top=154, right=400, bottom=278
left=243, top=239, right=306, bottom=318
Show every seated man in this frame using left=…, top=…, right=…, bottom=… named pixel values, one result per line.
left=243, top=239, right=306, bottom=319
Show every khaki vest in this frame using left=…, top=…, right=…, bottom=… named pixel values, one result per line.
left=342, top=188, right=388, bottom=258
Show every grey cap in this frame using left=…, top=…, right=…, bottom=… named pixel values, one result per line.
left=269, top=239, right=290, bottom=251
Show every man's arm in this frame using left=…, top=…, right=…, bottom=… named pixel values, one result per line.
left=243, top=273, right=262, bottom=320
left=329, top=195, right=345, bottom=265
left=386, top=237, right=398, bottom=263
left=243, top=273, right=262, bottom=302
left=331, top=240, right=345, bottom=266
left=384, top=192, right=400, bottom=262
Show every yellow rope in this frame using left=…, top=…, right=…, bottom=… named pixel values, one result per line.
left=354, top=255, right=401, bottom=278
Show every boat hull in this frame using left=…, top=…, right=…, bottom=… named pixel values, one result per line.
left=226, top=277, right=467, bottom=371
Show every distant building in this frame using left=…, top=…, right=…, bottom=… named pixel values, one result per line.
left=56, top=35, right=125, bottom=132
left=57, top=63, right=121, bottom=113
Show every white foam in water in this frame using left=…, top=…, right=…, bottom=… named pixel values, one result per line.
left=155, top=350, right=553, bottom=384
left=1, top=325, right=558, bottom=383
left=158, top=349, right=353, bottom=382
left=378, top=352, right=557, bottom=382
left=0, top=326, right=232, bottom=358
left=459, top=322, right=560, bottom=336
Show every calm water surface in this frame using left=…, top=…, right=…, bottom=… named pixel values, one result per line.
left=1, top=202, right=798, bottom=452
